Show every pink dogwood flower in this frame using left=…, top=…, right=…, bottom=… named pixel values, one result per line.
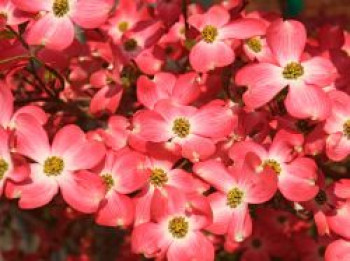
left=229, top=130, right=319, bottom=202
left=12, top=0, right=113, bottom=50
left=136, top=72, right=200, bottom=109
left=241, top=12, right=275, bottom=63
left=104, top=0, right=149, bottom=44
left=325, top=239, right=350, bottom=261
left=236, top=19, right=337, bottom=120
left=327, top=187, right=350, bottom=239
left=0, top=0, right=29, bottom=28
left=243, top=36, right=275, bottom=63
left=324, top=90, right=350, bottom=161
left=89, top=68, right=124, bottom=115
left=15, top=120, right=106, bottom=212
left=133, top=99, right=234, bottom=162
left=117, top=20, right=164, bottom=62
left=0, top=127, right=29, bottom=197
left=132, top=194, right=214, bottom=261
left=94, top=150, right=148, bottom=227
left=134, top=149, right=207, bottom=226
left=188, top=5, right=266, bottom=72
left=194, top=153, right=277, bottom=242
left=93, top=116, right=130, bottom=152
left=0, top=82, right=47, bottom=130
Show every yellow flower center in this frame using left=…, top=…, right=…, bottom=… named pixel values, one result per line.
left=168, top=216, right=189, bottom=239
left=43, top=156, right=64, bottom=176
left=314, top=190, right=327, bottom=205
left=101, top=173, right=114, bottom=191
left=52, top=0, right=70, bottom=17
left=150, top=168, right=168, bottom=187
left=227, top=187, right=244, bottom=208
left=282, top=62, right=304, bottom=80
left=172, top=117, right=190, bottom=138
left=263, top=159, right=282, bottom=175
left=123, top=39, right=138, bottom=51
left=201, top=25, right=218, bottom=43
left=343, top=120, right=350, bottom=139
left=179, top=26, right=186, bottom=35
left=246, top=37, right=262, bottom=53
left=118, top=21, right=129, bottom=33
left=0, top=158, right=9, bottom=180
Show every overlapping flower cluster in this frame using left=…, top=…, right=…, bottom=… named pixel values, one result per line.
left=0, top=0, right=350, bottom=260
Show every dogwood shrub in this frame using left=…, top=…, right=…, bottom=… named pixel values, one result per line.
left=0, top=0, right=349, bottom=260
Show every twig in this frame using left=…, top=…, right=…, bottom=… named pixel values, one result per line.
left=6, top=25, right=28, bottom=49
left=6, top=25, right=65, bottom=99
left=26, top=59, right=56, bottom=97
left=0, top=55, right=30, bottom=65
left=31, top=57, right=66, bottom=97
